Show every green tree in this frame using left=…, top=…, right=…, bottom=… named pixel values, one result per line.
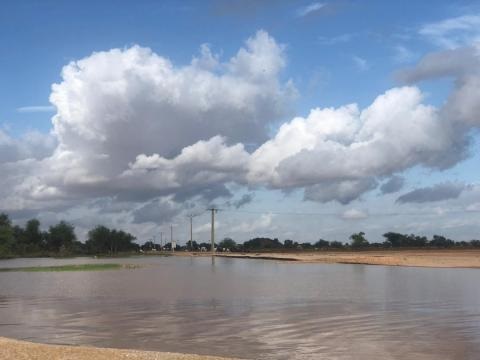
left=25, top=219, right=43, bottom=251
left=0, top=213, right=14, bottom=257
left=46, top=221, right=76, bottom=254
left=190, top=240, right=199, bottom=251
left=12, top=225, right=27, bottom=254
left=429, top=235, right=454, bottom=248
left=86, top=225, right=111, bottom=254
left=141, top=240, right=155, bottom=251
left=284, top=239, right=294, bottom=248
left=300, top=242, right=313, bottom=249
left=471, top=240, right=480, bottom=248
left=218, top=237, right=236, bottom=251
left=382, top=232, right=404, bottom=247
left=243, top=237, right=283, bottom=250
left=86, top=226, right=137, bottom=255
left=110, top=229, right=137, bottom=253
left=13, top=219, right=45, bottom=254
left=315, top=239, right=330, bottom=248
left=383, top=232, right=428, bottom=248
left=350, top=232, right=369, bottom=248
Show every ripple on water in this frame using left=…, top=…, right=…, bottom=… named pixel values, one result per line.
left=0, top=257, right=480, bottom=359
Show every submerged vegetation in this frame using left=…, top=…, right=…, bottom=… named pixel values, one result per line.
left=0, top=263, right=125, bottom=272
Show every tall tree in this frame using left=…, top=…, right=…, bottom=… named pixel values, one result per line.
left=86, top=225, right=111, bottom=254
left=350, top=232, right=369, bottom=248
left=25, top=219, right=43, bottom=250
left=218, top=237, right=236, bottom=250
left=0, top=213, right=14, bottom=256
left=86, top=226, right=137, bottom=254
left=315, top=239, right=330, bottom=248
left=46, top=221, right=76, bottom=253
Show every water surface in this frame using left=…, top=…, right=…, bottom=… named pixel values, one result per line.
left=0, top=256, right=479, bottom=359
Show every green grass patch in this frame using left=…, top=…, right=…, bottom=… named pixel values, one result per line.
left=0, top=263, right=131, bottom=272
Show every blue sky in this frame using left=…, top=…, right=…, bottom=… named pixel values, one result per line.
left=1, top=0, right=480, bottom=244
left=2, top=0, right=473, bottom=134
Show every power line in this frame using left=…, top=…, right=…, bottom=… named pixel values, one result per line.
left=219, top=209, right=338, bottom=216
left=162, top=207, right=471, bottom=246
left=217, top=208, right=469, bottom=217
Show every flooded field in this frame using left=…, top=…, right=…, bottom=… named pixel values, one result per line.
left=0, top=256, right=479, bottom=359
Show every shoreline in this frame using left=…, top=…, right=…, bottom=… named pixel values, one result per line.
left=2, top=250, right=480, bottom=269
left=0, top=337, right=237, bottom=360
left=187, top=250, right=480, bottom=268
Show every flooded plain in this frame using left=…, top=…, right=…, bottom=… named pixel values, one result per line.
left=0, top=256, right=479, bottom=359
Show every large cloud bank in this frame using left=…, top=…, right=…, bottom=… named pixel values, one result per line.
left=1, top=31, right=480, bottom=227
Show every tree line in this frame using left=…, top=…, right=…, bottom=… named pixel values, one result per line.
left=144, top=233, right=480, bottom=252
left=0, top=213, right=138, bottom=258
left=2, top=211, right=480, bottom=258
left=212, top=232, right=480, bottom=252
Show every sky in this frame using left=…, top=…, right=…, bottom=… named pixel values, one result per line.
left=1, top=0, right=480, bottom=245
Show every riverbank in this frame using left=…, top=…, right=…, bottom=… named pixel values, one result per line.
left=0, top=337, right=236, bottom=360
left=208, top=250, right=480, bottom=268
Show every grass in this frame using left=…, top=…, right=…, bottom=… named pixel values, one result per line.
left=0, top=263, right=130, bottom=272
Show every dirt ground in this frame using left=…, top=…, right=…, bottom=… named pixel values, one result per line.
left=209, top=249, right=480, bottom=268
left=0, top=337, right=237, bottom=360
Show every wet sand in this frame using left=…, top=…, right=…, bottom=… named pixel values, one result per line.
left=210, top=250, right=480, bottom=268
left=0, top=337, right=236, bottom=360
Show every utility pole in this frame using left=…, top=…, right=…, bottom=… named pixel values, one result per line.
left=170, top=224, right=174, bottom=252
left=160, top=232, right=163, bottom=251
left=189, top=215, right=193, bottom=251
left=208, top=208, right=218, bottom=255
left=187, top=214, right=196, bottom=252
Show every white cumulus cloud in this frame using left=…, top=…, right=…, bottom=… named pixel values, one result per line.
left=2, top=29, right=480, bottom=237
left=248, top=86, right=457, bottom=203
left=1, top=30, right=294, bottom=213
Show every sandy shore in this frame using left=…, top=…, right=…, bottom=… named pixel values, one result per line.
left=0, top=337, right=237, bottom=360
left=209, top=250, right=480, bottom=268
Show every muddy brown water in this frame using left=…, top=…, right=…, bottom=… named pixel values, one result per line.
left=0, top=256, right=479, bottom=359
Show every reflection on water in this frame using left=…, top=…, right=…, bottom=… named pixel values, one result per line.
left=1, top=256, right=480, bottom=359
